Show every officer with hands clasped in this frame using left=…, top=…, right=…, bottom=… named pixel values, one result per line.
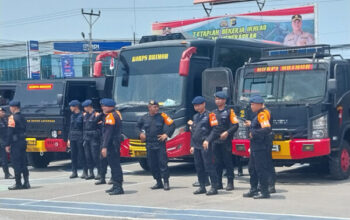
left=188, top=96, right=219, bottom=195
left=205, top=91, right=239, bottom=191
left=67, top=100, right=87, bottom=179
left=82, top=99, right=101, bottom=180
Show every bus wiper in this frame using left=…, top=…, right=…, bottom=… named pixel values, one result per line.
left=297, top=95, right=323, bottom=102
left=116, top=102, right=147, bottom=111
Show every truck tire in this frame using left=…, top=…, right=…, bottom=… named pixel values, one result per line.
left=329, top=141, right=350, bottom=180
left=27, top=152, right=51, bottom=168
left=139, top=158, right=149, bottom=171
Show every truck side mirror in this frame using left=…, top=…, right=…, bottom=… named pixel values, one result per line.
left=57, top=94, right=63, bottom=105
left=328, top=79, right=337, bottom=94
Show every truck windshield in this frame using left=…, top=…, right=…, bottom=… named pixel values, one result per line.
left=238, top=67, right=327, bottom=104
left=14, top=82, right=64, bottom=107
left=114, top=46, right=186, bottom=107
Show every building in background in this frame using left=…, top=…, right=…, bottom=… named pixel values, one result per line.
left=0, top=39, right=132, bottom=81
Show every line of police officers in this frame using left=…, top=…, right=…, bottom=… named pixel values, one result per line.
left=3, top=93, right=275, bottom=199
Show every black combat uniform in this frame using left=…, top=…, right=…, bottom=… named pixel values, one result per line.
left=136, top=110, right=175, bottom=190
left=102, top=108, right=124, bottom=195
left=245, top=107, right=272, bottom=199
left=209, top=107, right=239, bottom=190
left=190, top=109, right=218, bottom=195
left=0, top=109, right=13, bottom=179
left=69, top=111, right=87, bottom=178
left=83, top=110, right=101, bottom=180
left=6, top=103, right=30, bottom=190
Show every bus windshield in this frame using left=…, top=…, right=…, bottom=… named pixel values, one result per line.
left=238, top=66, right=327, bottom=104
left=114, top=46, right=186, bottom=107
left=14, top=82, right=64, bottom=107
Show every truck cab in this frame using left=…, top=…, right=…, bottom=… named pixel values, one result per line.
left=112, top=33, right=277, bottom=170
left=13, top=77, right=113, bottom=168
left=232, top=45, right=350, bottom=179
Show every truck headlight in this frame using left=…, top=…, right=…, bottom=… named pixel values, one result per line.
left=234, top=118, right=248, bottom=139
left=51, top=130, right=58, bottom=138
left=311, top=115, right=328, bottom=139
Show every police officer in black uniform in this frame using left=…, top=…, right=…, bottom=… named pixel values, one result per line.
left=100, top=98, right=124, bottom=195
left=5, top=101, right=30, bottom=190
left=207, top=91, right=239, bottom=191
left=188, top=96, right=219, bottom=195
left=243, top=95, right=272, bottom=199
left=67, top=100, right=87, bottom=179
left=0, top=107, right=14, bottom=179
left=136, top=100, right=175, bottom=191
left=82, top=99, right=101, bottom=180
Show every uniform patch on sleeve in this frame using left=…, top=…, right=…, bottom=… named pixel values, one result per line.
left=209, top=112, right=218, bottom=127
left=230, top=109, right=239, bottom=124
left=258, top=111, right=271, bottom=128
left=161, top=112, right=173, bottom=126
left=116, top=111, right=123, bottom=120
left=105, top=113, right=115, bottom=125
left=8, top=115, right=15, bottom=128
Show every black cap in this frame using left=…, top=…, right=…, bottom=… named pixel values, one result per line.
left=9, top=100, right=20, bottom=107
left=148, top=100, right=159, bottom=106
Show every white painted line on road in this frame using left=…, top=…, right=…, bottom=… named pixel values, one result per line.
left=0, top=208, right=145, bottom=220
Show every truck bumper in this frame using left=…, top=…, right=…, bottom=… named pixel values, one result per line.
left=232, top=138, right=331, bottom=159
left=121, top=132, right=192, bottom=158
left=26, top=138, right=67, bottom=153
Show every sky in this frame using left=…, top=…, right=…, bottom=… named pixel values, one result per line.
left=0, top=0, right=349, bottom=55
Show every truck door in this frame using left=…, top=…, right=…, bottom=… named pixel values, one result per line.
left=202, top=67, right=233, bottom=110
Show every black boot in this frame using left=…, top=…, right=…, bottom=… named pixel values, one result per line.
left=3, top=166, right=14, bottom=179
left=151, top=179, right=163, bottom=190
left=226, top=178, right=234, bottom=191
left=206, top=187, right=218, bottom=196
left=70, top=169, right=78, bottom=179
left=193, top=185, right=206, bottom=195
left=80, top=169, right=88, bottom=179
left=86, top=169, right=95, bottom=180
left=268, top=185, right=276, bottom=194
left=95, top=176, right=106, bottom=185
left=109, top=182, right=124, bottom=195
left=8, top=175, right=22, bottom=190
left=254, top=191, right=270, bottom=199
left=163, top=179, right=170, bottom=191
left=243, top=188, right=259, bottom=198
left=22, top=175, right=31, bottom=189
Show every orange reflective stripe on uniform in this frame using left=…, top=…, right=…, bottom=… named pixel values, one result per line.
left=209, top=112, right=218, bottom=127
left=230, top=109, right=239, bottom=124
left=116, top=110, right=122, bottom=120
left=161, top=112, right=173, bottom=126
left=105, top=113, right=116, bottom=125
left=8, top=115, right=15, bottom=128
left=258, top=111, right=271, bottom=128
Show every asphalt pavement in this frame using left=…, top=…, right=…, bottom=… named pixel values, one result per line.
left=0, top=160, right=349, bottom=220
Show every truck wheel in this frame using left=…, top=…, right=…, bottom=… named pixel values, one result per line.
left=27, top=152, right=51, bottom=168
left=329, top=142, right=350, bottom=180
left=138, top=158, right=149, bottom=171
